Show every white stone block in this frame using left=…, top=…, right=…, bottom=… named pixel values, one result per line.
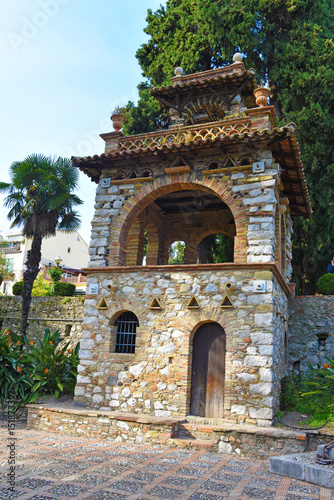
left=259, top=368, right=274, bottom=382
left=117, top=421, right=129, bottom=431
left=218, top=441, right=233, bottom=454
left=259, top=345, right=274, bottom=356
left=76, top=375, right=91, bottom=384
left=237, top=373, right=256, bottom=383
left=157, top=342, right=175, bottom=354
left=262, top=397, right=274, bottom=407
left=254, top=313, right=273, bottom=327
left=244, top=356, right=272, bottom=367
left=249, top=407, right=273, bottom=419
left=127, top=398, right=137, bottom=407
left=80, top=339, right=95, bottom=350
left=231, top=405, right=246, bottom=414
left=92, top=394, right=104, bottom=404
left=129, top=363, right=144, bottom=376
left=74, top=386, right=85, bottom=396
left=154, top=410, right=172, bottom=417
left=249, top=383, right=273, bottom=396
left=109, top=400, right=120, bottom=407
left=78, top=350, right=92, bottom=360
left=122, top=387, right=131, bottom=398
left=157, top=382, right=167, bottom=390
left=154, top=401, right=164, bottom=410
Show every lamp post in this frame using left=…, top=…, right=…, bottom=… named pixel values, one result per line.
left=54, top=257, right=63, bottom=267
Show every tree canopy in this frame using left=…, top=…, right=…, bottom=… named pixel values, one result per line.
left=0, top=154, right=82, bottom=334
left=123, top=0, right=334, bottom=293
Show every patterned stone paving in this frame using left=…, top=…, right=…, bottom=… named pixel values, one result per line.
left=0, top=428, right=332, bottom=499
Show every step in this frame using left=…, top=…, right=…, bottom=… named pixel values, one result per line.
left=170, top=437, right=217, bottom=450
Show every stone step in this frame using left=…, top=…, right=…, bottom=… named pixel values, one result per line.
left=170, top=437, right=217, bottom=450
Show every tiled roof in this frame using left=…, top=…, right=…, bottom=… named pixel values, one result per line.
left=72, top=124, right=311, bottom=217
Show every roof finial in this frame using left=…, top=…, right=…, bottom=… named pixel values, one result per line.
left=174, top=66, right=184, bottom=77
left=233, top=52, right=243, bottom=63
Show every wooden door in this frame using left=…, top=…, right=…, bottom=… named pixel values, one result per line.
left=190, top=323, right=226, bottom=418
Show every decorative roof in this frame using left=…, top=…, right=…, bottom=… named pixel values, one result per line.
left=151, top=62, right=257, bottom=114
left=72, top=121, right=311, bottom=217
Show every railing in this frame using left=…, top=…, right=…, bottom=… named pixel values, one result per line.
left=61, top=275, right=87, bottom=284
left=118, top=118, right=252, bottom=154
left=0, top=243, right=21, bottom=253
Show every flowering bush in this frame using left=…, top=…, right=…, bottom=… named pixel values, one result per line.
left=302, top=357, right=334, bottom=409
left=0, top=328, right=80, bottom=411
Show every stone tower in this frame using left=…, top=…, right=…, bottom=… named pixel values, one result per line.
left=72, top=54, right=311, bottom=427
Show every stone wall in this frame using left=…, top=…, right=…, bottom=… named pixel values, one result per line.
left=287, top=296, right=334, bottom=372
left=75, top=265, right=289, bottom=427
left=0, top=296, right=84, bottom=346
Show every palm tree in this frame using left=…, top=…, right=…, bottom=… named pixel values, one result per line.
left=0, top=154, right=83, bottom=336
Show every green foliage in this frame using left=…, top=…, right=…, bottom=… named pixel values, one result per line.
left=302, top=358, right=334, bottom=410
left=0, top=329, right=37, bottom=411
left=31, top=272, right=53, bottom=297
left=280, top=370, right=334, bottom=426
left=46, top=266, right=63, bottom=284
left=12, top=281, right=23, bottom=296
left=54, top=282, right=76, bottom=296
left=0, top=327, right=80, bottom=411
left=168, top=241, right=185, bottom=264
left=316, top=274, right=334, bottom=295
left=0, top=253, right=12, bottom=281
left=205, top=234, right=234, bottom=263
left=26, top=328, right=80, bottom=398
left=126, top=0, right=334, bottom=293
left=0, top=154, right=83, bottom=335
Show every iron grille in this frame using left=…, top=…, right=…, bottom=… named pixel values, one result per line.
left=115, top=311, right=139, bottom=353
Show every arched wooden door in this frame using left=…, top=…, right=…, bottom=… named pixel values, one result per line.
left=190, top=322, right=226, bottom=418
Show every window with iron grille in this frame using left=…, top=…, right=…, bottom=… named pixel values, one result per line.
left=115, top=311, right=139, bottom=353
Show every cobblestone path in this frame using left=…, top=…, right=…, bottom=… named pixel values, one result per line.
left=0, top=429, right=332, bottom=499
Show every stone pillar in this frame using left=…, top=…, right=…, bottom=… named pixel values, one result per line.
left=126, top=218, right=144, bottom=266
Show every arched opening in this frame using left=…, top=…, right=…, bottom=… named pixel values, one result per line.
left=197, top=233, right=234, bottom=264
left=124, top=187, right=236, bottom=266
left=190, top=322, right=226, bottom=418
left=115, top=311, right=139, bottom=354
left=168, top=241, right=185, bottom=265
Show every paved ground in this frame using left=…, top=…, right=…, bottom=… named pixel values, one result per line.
left=0, top=428, right=333, bottom=500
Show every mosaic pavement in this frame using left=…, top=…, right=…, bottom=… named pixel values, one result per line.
left=0, top=428, right=333, bottom=500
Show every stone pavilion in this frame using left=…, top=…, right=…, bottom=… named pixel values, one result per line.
left=72, top=54, right=311, bottom=427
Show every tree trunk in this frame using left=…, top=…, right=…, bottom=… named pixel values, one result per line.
left=20, top=234, right=42, bottom=336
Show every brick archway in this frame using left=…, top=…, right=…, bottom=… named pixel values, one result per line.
left=108, top=175, right=247, bottom=266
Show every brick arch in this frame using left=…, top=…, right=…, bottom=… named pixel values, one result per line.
left=109, top=175, right=247, bottom=266
left=182, top=95, right=225, bottom=125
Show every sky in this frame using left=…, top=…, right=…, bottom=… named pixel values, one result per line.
left=0, top=0, right=165, bottom=246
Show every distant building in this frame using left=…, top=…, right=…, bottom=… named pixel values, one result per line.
left=0, top=230, right=89, bottom=295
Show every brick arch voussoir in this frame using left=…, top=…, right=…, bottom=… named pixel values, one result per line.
left=111, top=175, right=245, bottom=265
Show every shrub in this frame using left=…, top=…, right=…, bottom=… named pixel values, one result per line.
left=54, top=282, right=76, bottom=296
left=0, top=328, right=80, bottom=411
left=316, top=273, right=334, bottom=295
left=0, top=329, right=38, bottom=411
left=31, top=272, right=53, bottom=296
left=12, top=281, right=23, bottom=295
left=26, top=328, right=80, bottom=398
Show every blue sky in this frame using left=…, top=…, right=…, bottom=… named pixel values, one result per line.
left=1, top=0, right=165, bottom=245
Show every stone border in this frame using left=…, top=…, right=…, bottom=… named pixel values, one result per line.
left=270, top=453, right=334, bottom=488
left=27, top=404, right=311, bottom=458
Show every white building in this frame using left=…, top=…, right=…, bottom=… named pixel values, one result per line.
left=0, top=230, right=89, bottom=295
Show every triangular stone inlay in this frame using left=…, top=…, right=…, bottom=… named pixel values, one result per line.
left=170, top=155, right=189, bottom=168
left=149, top=298, right=163, bottom=310
left=219, top=295, right=233, bottom=308
left=187, top=296, right=200, bottom=309
left=97, top=297, right=108, bottom=310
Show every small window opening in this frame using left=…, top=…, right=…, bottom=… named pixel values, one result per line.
left=168, top=241, right=185, bottom=265
left=224, top=158, right=234, bottom=168
left=240, top=157, right=250, bottom=166
left=293, top=360, right=300, bottom=373
left=115, top=311, right=139, bottom=354
left=207, top=162, right=219, bottom=170
left=141, top=170, right=151, bottom=178
left=65, top=324, right=72, bottom=337
left=67, top=247, right=71, bottom=253
left=316, top=333, right=328, bottom=351
left=114, top=173, right=124, bottom=180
